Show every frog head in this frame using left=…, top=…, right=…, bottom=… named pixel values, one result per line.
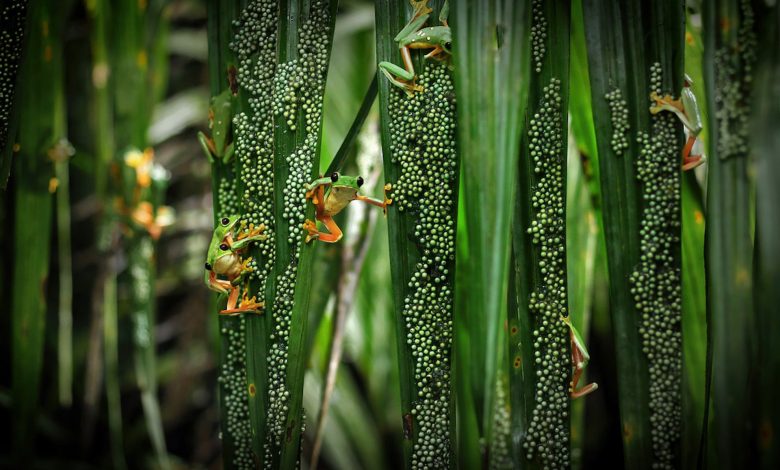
left=328, top=172, right=364, bottom=201
left=205, top=215, right=240, bottom=271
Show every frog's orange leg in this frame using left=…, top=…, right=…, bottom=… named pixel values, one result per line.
left=304, top=215, right=343, bottom=244
left=208, top=271, right=232, bottom=295
left=569, top=338, right=598, bottom=399
left=681, top=135, right=704, bottom=171
left=423, top=45, right=445, bottom=60
left=219, top=286, right=264, bottom=315
left=650, top=92, right=684, bottom=113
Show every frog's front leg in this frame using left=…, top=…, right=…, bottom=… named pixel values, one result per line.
left=305, top=176, right=333, bottom=205
left=379, top=53, right=424, bottom=95
left=650, top=91, right=705, bottom=171
left=231, top=223, right=266, bottom=251
left=198, top=131, right=217, bottom=164
left=355, top=183, right=393, bottom=215
left=229, top=256, right=255, bottom=287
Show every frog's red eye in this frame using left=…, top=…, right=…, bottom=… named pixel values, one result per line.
left=221, top=217, right=229, bottom=226
left=219, top=243, right=229, bottom=251
left=357, top=176, right=364, bottom=187
left=205, top=263, right=212, bottom=270
left=331, top=172, right=339, bottom=182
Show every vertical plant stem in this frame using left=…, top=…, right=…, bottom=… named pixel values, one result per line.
left=11, top=0, right=63, bottom=462
left=54, top=142, right=73, bottom=407
left=111, top=1, right=171, bottom=468
left=703, top=0, right=758, bottom=467
left=103, top=269, right=127, bottom=470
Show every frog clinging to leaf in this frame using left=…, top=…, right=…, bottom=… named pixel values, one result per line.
left=204, top=215, right=266, bottom=315
left=303, top=172, right=392, bottom=243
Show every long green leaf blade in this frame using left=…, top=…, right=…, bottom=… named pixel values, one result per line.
left=11, top=0, right=62, bottom=462
left=703, top=0, right=758, bottom=467
left=450, top=0, right=530, bottom=467
left=376, top=1, right=461, bottom=467
left=583, top=1, right=685, bottom=467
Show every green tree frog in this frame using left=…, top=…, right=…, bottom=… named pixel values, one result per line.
left=378, top=0, right=451, bottom=95
left=562, top=316, right=598, bottom=399
left=650, top=75, right=706, bottom=171
left=204, top=215, right=266, bottom=315
left=303, top=172, right=392, bottom=243
left=198, top=89, right=236, bottom=165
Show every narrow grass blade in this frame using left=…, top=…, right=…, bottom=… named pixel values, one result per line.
left=110, top=1, right=172, bottom=467
left=376, top=1, right=461, bottom=466
left=103, top=270, right=127, bottom=470
left=681, top=174, right=707, bottom=469
left=449, top=0, right=530, bottom=467
left=311, top=193, right=379, bottom=469
left=583, top=1, right=685, bottom=468
left=54, top=143, right=73, bottom=407
left=753, top=6, right=780, bottom=467
left=566, top=129, right=598, bottom=467
left=702, top=0, right=758, bottom=467
left=0, top=1, right=28, bottom=189
left=11, top=0, right=63, bottom=461
left=325, top=73, right=377, bottom=175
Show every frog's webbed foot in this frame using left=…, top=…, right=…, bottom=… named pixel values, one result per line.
left=237, top=222, right=266, bottom=241
left=410, top=0, right=433, bottom=19
left=230, top=257, right=255, bottom=286
left=383, top=183, right=393, bottom=215
left=220, top=290, right=264, bottom=316
left=303, top=219, right=321, bottom=243
left=649, top=91, right=683, bottom=114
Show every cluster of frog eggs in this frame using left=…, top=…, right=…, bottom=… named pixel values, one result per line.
left=714, top=0, right=756, bottom=161
left=629, top=62, right=682, bottom=470
left=388, top=62, right=457, bottom=469
left=225, top=1, right=279, bottom=468
left=522, top=78, right=571, bottom=469
left=531, top=0, right=546, bottom=73
left=231, top=0, right=277, bottom=292
left=275, top=14, right=330, bottom=248
left=490, top=375, right=513, bottom=470
left=605, top=88, right=630, bottom=155
left=216, top=318, right=254, bottom=469
left=263, top=1, right=332, bottom=465
left=0, top=1, right=27, bottom=149
left=217, top=177, right=239, bottom=216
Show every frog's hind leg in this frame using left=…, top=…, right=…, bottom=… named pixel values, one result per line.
left=681, top=134, right=706, bottom=171
left=569, top=340, right=598, bottom=399
left=424, top=45, right=446, bottom=60
left=220, top=287, right=264, bottom=315
left=304, top=215, right=343, bottom=243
